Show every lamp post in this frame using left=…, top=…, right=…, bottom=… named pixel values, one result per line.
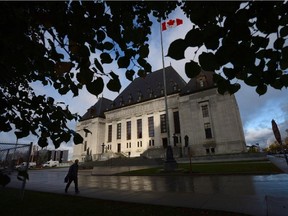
left=101, top=143, right=105, bottom=154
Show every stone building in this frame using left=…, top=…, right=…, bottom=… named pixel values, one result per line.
left=39, top=149, right=69, bottom=163
left=73, top=66, right=246, bottom=162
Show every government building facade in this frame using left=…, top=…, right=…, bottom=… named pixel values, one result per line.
left=73, top=66, right=246, bottom=162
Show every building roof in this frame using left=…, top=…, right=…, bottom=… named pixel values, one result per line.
left=180, top=70, right=216, bottom=95
left=80, top=97, right=113, bottom=121
left=109, top=66, right=187, bottom=110
left=80, top=67, right=217, bottom=120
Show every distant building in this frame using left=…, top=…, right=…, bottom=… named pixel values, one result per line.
left=73, top=66, right=246, bottom=162
left=40, top=149, right=69, bottom=163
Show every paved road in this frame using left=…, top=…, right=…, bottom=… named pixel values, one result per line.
left=6, top=156, right=288, bottom=216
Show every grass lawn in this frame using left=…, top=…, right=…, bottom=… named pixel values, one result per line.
left=116, top=160, right=284, bottom=176
left=0, top=188, right=247, bottom=216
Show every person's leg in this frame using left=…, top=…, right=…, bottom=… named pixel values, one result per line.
left=74, top=178, right=79, bottom=193
left=65, top=178, right=73, bottom=192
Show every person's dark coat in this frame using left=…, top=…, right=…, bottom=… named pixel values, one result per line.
left=0, top=173, right=11, bottom=187
left=67, top=163, right=78, bottom=180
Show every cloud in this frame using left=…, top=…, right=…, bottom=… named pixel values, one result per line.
left=244, top=127, right=273, bottom=147
left=236, top=81, right=285, bottom=124
left=234, top=80, right=288, bottom=145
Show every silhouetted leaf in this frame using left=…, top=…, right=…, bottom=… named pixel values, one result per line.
left=245, top=75, right=260, bottom=87
left=96, top=30, right=105, bottom=42
left=252, top=36, right=269, bottom=48
left=199, top=52, right=219, bottom=71
left=228, top=83, right=241, bottom=94
left=107, top=73, right=121, bottom=92
left=109, top=71, right=118, bottom=80
left=280, top=47, right=288, bottom=70
left=38, top=137, right=48, bottom=148
left=139, top=44, right=149, bottom=58
left=15, top=130, right=29, bottom=139
left=281, top=74, right=288, bottom=87
left=86, top=77, right=104, bottom=96
left=126, top=69, right=135, bottom=81
left=223, top=67, right=237, bottom=80
left=274, top=38, right=285, bottom=50
left=94, top=58, right=104, bottom=73
left=54, top=62, right=74, bottom=75
left=270, top=79, right=283, bottom=90
left=137, top=69, right=146, bottom=78
left=166, top=39, right=187, bottom=60
left=73, top=133, right=84, bottom=144
left=185, top=61, right=201, bottom=78
left=103, top=41, right=114, bottom=50
left=184, top=28, right=203, bottom=47
left=256, top=83, right=267, bottom=95
left=100, top=52, right=113, bottom=64
left=0, top=117, right=12, bottom=132
left=58, top=87, right=69, bottom=95
left=117, top=56, right=130, bottom=68
left=203, top=25, right=222, bottom=50
left=204, top=38, right=219, bottom=50
left=280, top=26, right=288, bottom=38
left=76, top=69, right=93, bottom=84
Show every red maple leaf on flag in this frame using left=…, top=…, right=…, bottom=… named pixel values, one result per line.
left=162, top=18, right=183, bottom=31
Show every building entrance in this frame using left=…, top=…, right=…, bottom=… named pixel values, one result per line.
left=162, top=138, right=168, bottom=149
left=117, top=143, right=121, bottom=153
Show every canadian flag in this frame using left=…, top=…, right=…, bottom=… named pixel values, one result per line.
left=162, top=18, right=183, bottom=31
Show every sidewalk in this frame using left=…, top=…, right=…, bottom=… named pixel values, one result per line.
left=267, top=154, right=288, bottom=173
left=6, top=156, right=288, bottom=216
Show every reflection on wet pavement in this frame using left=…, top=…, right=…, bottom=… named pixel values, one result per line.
left=77, top=174, right=288, bottom=197
left=7, top=168, right=288, bottom=198
left=6, top=156, right=288, bottom=216
left=6, top=167, right=288, bottom=216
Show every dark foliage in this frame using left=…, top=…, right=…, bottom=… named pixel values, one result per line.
left=0, top=1, right=287, bottom=148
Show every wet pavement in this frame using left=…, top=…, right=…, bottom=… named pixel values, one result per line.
left=6, top=155, right=288, bottom=216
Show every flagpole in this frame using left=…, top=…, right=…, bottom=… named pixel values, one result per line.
left=160, top=19, right=170, bottom=147
left=160, top=18, right=177, bottom=171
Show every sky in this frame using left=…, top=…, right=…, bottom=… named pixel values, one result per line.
left=1, top=6, right=287, bottom=157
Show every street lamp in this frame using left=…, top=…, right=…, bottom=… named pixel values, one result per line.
left=101, top=143, right=105, bottom=154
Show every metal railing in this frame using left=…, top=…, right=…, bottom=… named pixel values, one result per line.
left=0, top=142, right=33, bottom=199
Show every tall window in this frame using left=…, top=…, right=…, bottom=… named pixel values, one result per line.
left=117, top=123, right=121, bottom=139
left=202, top=105, right=209, bottom=118
left=173, top=111, right=180, bottom=134
left=160, top=114, right=167, bottom=133
left=204, top=123, right=212, bottom=139
left=148, top=116, right=154, bottom=137
left=137, top=141, right=142, bottom=147
left=126, top=142, right=131, bottom=148
left=137, top=119, right=142, bottom=139
left=126, top=121, right=131, bottom=140
left=108, top=125, right=112, bottom=142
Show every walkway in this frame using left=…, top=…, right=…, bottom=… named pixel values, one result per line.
left=6, top=156, right=288, bottom=216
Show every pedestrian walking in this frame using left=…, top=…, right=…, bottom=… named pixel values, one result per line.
left=65, top=159, right=79, bottom=194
